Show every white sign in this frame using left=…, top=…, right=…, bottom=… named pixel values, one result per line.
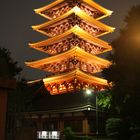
left=37, top=131, right=60, bottom=139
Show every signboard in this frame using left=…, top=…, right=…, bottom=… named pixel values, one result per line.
left=37, top=131, right=60, bottom=139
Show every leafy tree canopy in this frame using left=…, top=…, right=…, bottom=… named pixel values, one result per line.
left=103, top=5, right=140, bottom=121
left=0, top=47, right=22, bottom=78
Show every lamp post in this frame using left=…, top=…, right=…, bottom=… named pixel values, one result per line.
left=85, top=89, right=92, bottom=104
left=85, top=89, right=98, bottom=139
left=95, top=93, right=98, bottom=139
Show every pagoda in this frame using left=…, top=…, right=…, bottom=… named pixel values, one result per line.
left=26, top=0, right=115, bottom=95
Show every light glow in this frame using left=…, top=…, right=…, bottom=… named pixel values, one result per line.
left=86, top=89, right=92, bottom=95
left=73, top=6, right=81, bottom=13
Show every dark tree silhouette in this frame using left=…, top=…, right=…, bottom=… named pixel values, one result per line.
left=103, top=5, right=140, bottom=125
left=0, top=47, right=22, bottom=77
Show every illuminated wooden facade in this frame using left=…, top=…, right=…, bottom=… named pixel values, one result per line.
left=26, top=0, right=114, bottom=95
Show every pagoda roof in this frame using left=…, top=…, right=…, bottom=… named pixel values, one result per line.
left=21, top=88, right=97, bottom=113
left=32, top=6, right=115, bottom=37
left=29, top=25, right=112, bottom=53
left=43, top=69, right=108, bottom=86
left=25, top=46, right=111, bottom=72
left=34, top=0, right=113, bottom=20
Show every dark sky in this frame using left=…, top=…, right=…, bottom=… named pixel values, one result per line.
left=0, top=0, right=140, bottom=80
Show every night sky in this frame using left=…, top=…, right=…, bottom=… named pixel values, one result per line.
left=0, top=0, right=140, bottom=80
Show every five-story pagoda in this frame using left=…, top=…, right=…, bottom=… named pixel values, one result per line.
left=26, top=0, right=114, bottom=95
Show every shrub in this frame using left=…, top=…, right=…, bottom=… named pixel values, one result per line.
left=64, top=127, right=92, bottom=140
left=106, top=118, right=122, bottom=139
left=105, top=118, right=132, bottom=140
left=130, top=134, right=140, bottom=140
left=64, top=127, right=75, bottom=140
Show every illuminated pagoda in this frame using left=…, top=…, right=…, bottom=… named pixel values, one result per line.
left=18, top=0, right=115, bottom=139
left=25, top=0, right=114, bottom=95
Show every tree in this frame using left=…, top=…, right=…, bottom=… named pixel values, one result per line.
left=0, top=46, right=24, bottom=140
left=103, top=5, right=140, bottom=126
left=0, top=47, right=22, bottom=77
left=97, top=90, right=112, bottom=110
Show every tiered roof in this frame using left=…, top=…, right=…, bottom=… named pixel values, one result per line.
left=26, top=46, right=111, bottom=74
left=34, top=0, right=112, bottom=20
left=29, top=26, right=112, bottom=55
left=32, top=6, right=114, bottom=37
left=26, top=0, right=114, bottom=95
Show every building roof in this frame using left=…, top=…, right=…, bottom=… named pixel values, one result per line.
left=43, top=69, right=108, bottom=85
left=31, top=88, right=97, bottom=112
left=29, top=26, right=112, bottom=54
left=32, top=6, right=115, bottom=37
left=34, top=0, right=113, bottom=20
left=25, top=46, right=111, bottom=73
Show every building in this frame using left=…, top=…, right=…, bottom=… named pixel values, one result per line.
left=17, top=87, right=109, bottom=140
left=21, top=0, right=114, bottom=139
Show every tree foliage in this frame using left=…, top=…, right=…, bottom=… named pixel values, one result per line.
left=105, top=118, right=131, bottom=140
left=97, top=91, right=112, bottom=109
left=103, top=5, right=140, bottom=121
left=0, top=47, right=22, bottom=77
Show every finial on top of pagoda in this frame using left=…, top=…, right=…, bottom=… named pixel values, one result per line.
left=26, top=0, right=115, bottom=95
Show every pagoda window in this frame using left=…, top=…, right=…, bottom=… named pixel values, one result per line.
left=83, top=84, right=89, bottom=89
left=76, top=82, right=81, bottom=90
left=67, top=82, right=74, bottom=91
left=59, top=84, right=66, bottom=92
left=52, top=85, right=58, bottom=94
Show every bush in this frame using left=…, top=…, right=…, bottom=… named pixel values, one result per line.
left=64, top=127, right=92, bottom=140
left=130, top=134, right=140, bottom=140
left=105, top=118, right=131, bottom=140
left=64, top=127, right=75, bottom=140
left=106, top=118, right=122, bottom=139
